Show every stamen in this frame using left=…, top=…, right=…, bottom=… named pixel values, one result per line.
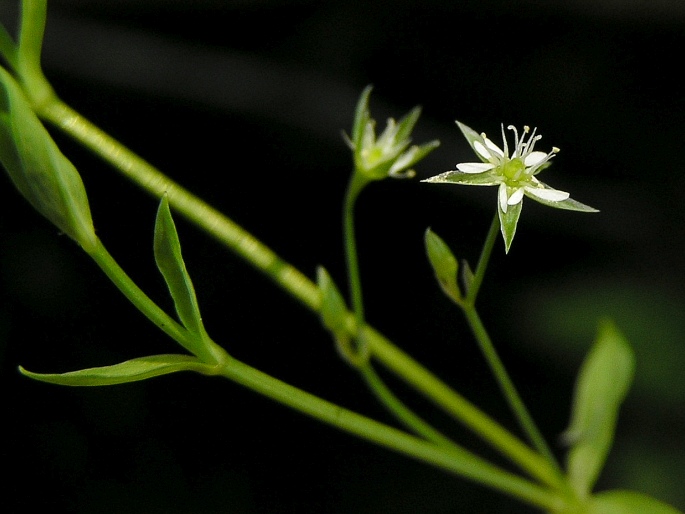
left=507, top=125, right=520, bottom=155
left=524, top=128, right=541, bottom=155
left=500, top=124, right=509, bottom=157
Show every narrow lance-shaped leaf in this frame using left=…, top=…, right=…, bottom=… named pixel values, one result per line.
left=19, top=355, right=217, bottom=387
left=563, top=320, right=635, bottom=498
left=154, top=196, right=206, bottom=338
left=153, top=197, right=228, bottom=366
left=424, top=228, right=461, bottom=302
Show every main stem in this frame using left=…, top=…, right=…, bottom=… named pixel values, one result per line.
left=38, top=97, right=564, bottom=491
left=218, top=359, right=564, bottom=512
left=463, top=214, right=562, bottom=478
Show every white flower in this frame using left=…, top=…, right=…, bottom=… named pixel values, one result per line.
left=423, top=121, right=598, bottom=253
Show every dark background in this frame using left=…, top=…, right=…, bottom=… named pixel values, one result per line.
left=2, top=1, right=685, bottom=512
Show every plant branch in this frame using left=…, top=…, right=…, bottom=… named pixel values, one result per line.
left=218, top=358, right=565, bottom=512
left=38, top=97, right=564, bottom=492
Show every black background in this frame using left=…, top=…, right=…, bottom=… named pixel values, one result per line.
left=2, top=1, right=685, bottom=513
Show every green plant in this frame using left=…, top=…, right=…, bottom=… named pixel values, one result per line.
left=1, top=2, right=681, bottom=513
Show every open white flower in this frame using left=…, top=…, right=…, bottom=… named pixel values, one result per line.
left=423, top=121, right=598, bottom=252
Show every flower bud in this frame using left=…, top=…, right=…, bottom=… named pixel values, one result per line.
left=0, top=67, right=96, bottom=252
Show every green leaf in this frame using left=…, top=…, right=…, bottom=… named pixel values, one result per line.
left=564, top=320, right=635, bottom=497
left=19, top=354, right=216, bottom=386
left=0, top=66, right=96, bottom=252
left=588, top=490, right=683, bottom=514
left=317, top=266, right=366, bottom=364
left=498, top=199, right=522, bottom=254
left=317, top=266, right=350, bottom=339
left=154, top=196, right=205, bottom=337
left=424, top=228, right=460, bottom=302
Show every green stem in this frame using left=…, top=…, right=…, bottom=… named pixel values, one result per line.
left=462, top=214, right=563, bottom=479
left=344, top=171, right=369, bottom=331
left=344, top=171, right=464, bottom=450
left=68, top=242, right=570, bottom=508
left=218, top=358, right=565, bottom=512
left=17, top=0, right=53, bottom=108
left=86, top=199, right=563, bottom=509
left=40, top=98, right=321, bottom=312
left=465, top=214, right=499, bottom=304
left=37, top=97, right=564, bottom=492
left=463, top=307, right=561, bottom=475
left=359, top=363, right=457, bottom=449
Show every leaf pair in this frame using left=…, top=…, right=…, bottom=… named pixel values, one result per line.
left=19, top=197, right=224, bottom=386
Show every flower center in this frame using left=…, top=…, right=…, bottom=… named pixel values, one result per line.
left=502, top=157, right=525, bottom=181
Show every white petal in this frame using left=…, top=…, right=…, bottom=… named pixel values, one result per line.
left=525, top=186, right=570, bottom=202
left=456, top=162, right=496, bottom=173
left=524, top=151, right=548, bottom=167
left=507, top=187, right=525, bottom=205
left=483, top=137, right=504, bottom=157
left=498, top=184, right=509, bottom=213
left=473, top=141, right=491, bottom=160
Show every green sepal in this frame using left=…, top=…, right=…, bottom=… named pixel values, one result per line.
left=18, top=354, right=219, bottom=386
left=587, top=490, right=683, bottom=514
left=563, top=320, right=635, bottom=498
left=393, top=105, right=421, bottom=144
left=456, top=120, right=490, bottom=163
left=498, top=199, right=522, bottom=254
left=392, top=140, right=440, bottom=177
left=351, top=85, right=373, bottom=152
left=0, top=66, right=96, bottom=252
left=154, top=197, right=205, bottom=337
left=424, top=228, right=461, bottom=303
left=421, top=169, right=500, bottom=186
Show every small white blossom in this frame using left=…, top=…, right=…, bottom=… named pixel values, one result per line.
left=423, top=121, right=597, bottom=252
